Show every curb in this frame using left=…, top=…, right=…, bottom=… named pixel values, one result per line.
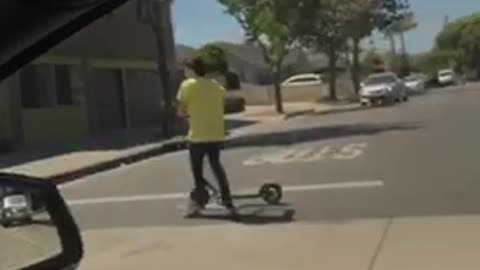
left=51, top=140, right=188, bottom=185
left=50, top=104, right=363, bottom=185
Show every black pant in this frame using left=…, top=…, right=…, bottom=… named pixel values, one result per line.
left=189, top=142, right=233, bottom=206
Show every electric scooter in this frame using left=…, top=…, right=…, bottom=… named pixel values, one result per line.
left=187, top=179, right=295, bottom=220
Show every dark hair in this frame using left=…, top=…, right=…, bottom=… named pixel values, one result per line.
left=184, top=57, right=207, bottom=77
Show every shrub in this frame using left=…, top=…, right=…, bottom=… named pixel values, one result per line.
left=224, top=96, right=246, bottom=114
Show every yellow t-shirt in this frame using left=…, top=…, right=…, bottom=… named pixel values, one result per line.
left=177, top=78, right=225, bottom=142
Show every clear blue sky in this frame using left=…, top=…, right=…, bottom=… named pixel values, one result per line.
left=172, top=0, right=479, bottom=53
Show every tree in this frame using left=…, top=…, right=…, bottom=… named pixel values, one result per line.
left=217, top=0, right=303, bottom=113
left=436, top=13, right=480, bottom=78
left=346, top=0, right=374, bottom=93
left=413, top=50, right=462, bottom=77
left=347, top=0, right=411, bottom=92
left=294, top=0, right=409, bottom=99
left=385, top=11, right=417, bottom=76
left=362, top=50, right=387, bottom=74
left=194, top=44, right=229, bottom=74
left=137, top=0, right=177, bottom=138
left=294, top=0, right=352, bottom=100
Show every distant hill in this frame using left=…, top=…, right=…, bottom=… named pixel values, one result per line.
left=175, top=45, right=195, bottom=61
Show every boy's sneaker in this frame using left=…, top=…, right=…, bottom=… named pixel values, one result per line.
left=183, top=200, right=203, bottom=218
left=223, top=202, right=239, bottom=219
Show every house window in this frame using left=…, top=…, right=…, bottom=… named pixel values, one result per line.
left=19, top=64, right=82, bottom=108
left=20, top=64, right=53, bottom=108
left=55, top=65, right=73, bottom=106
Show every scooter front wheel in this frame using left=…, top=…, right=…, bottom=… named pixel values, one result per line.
left=259, top=183, right=283, bottom=205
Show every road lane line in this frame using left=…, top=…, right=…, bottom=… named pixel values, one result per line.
left=283, top=180, right=384, bottom=192
left=67, top=193, right=186, bottom=206
left=67, top=180, right=384, bottom=207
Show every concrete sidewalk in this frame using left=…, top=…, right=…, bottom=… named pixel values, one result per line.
left=241, top=101, right=362, bottom=122
left=78, top=215, right=480, bottom=270
left=0, top=137, right=185, bottom=184
left=0, top=102, right=361, bottom=184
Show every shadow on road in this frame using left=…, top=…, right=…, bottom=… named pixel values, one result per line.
left=188, top=213, right=293, bottom=225
left=7, top=218, right=55, bottom=228
left=292, top=105, right=369, bottom=119
left=227, top=121, right=423, bottom=149
left=186, top=203, right=295, bottom=225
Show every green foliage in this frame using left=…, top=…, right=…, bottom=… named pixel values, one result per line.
left=362, top=51, right=387, bottom=74
left=413, top=50, right=462, bottom=76
left=384, top=11, right=417, bottom=35
left=436, top=13, right=480, bottom=75
left=224, top=96, right=246, bottom=114
left=224, top=71, right=241, bottom=90
left=194, top=44, right=229, bottom=74
left=292, top=0, right=411, bottom=97
left=388, top=53, right=411, bottom=77
left=217, top=0, right=301, bottom=67
left=217, top=0, right=304, bottom=113
left=374, top=0, right=410, bottom=31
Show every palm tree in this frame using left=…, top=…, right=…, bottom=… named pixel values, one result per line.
left=386, top=12, right=418, bottom=56
left=398, top=13, right=418, bottom=56
left=384, top=12, right=418, bottom=75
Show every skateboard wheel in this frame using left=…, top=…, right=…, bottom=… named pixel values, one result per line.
left=260, top=183, right=283, bottom=205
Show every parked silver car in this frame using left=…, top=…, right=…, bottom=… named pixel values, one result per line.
left=1, top=193, right=33, bottom=227
left=404, top=73, right=427, bottom=94
left=360, top=72, right=409, bottom=106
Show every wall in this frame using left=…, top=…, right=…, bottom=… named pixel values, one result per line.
left=85, top=68, right=125, bottom=133
left=22, top=106, right=88, bottom=147
left=0, top=81, right=13, bottom=141
left=125, top=70, right=164, bottom=129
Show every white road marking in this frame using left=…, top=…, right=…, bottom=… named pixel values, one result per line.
left=67, top=180, right=384, bottom=207
left=333, top=143, right=368, bottom=160
left=2, top=228, right=39, bottom=246
left=243, top=143, right=369, bottom=166
left=282, top=180, right=384, bottom=192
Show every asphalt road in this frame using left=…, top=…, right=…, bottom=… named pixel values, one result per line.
left=61, top=83, right=480, bottom=230
left=0, top=217, right=60, bottom=270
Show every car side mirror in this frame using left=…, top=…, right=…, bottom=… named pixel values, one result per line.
left=0, top=174, right=82, bottom=270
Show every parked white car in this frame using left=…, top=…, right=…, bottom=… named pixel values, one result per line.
left=437, top=69, right=455, bottom=86
left=404, top=73, right=427, bottom=94
left=282, top=73, right=323, bottom=88
left=360, top=72, right=409, bottom=106
left=281, top=73, right=324, bottom=102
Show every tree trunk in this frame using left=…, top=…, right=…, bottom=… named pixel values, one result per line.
left=399, top=31, right=407, bottom=56
left=152, top=1, right=177, bottom=139
left=272, top=65, right=284, bottom=114
left=328, top=44, right=338, bottom=101
left=399, top=31, right=411, bottom=76
left=351, top=37, right=361, bottom=94
left=389, top=34, right=397, bottom=55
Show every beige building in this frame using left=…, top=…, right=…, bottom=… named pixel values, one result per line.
left=0, top=0, right=183, bottom=150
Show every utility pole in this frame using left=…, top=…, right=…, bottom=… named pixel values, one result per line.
left=443, top=14, right=450, bottom=28
left=137, top=0, right=177, bottom=138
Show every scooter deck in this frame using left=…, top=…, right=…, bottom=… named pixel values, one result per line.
left=179, top=202, right=295, bottom=221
